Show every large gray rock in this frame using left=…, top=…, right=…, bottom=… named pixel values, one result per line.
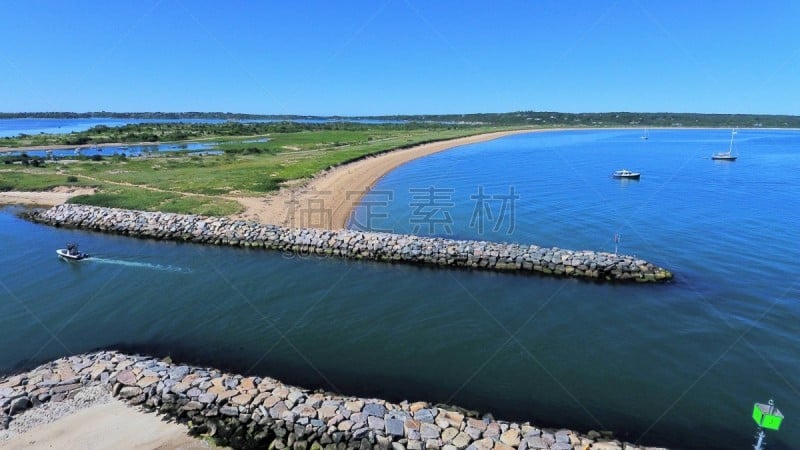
left=220, top=405, right=239, bottom=416
left=169, top=366, right=190, bottom=380
left=466, top=437, right=493, bottom=450
left=414, top=408, right=435, bottom=423
left=420, top=422, right=441, bottom=439
left=367, top=416, right=385, bottom=431
left=0, top=387, right=15, bottom=397
left=198, top=393, right=217, bottom=403
left=363, top=403, right=387, bottom=417
left=118, top=386, right=142, bottom=399
left=9, top=396, right=31, bottom=415
left=549, top=443, right=573, bottom=450
left=524, top=436, right=548, bottom=449
left=385, top=417, right=405, bottom=437
left=183, top=400, right=204, bottom=411
left=452, top=432, right=471, bottom=450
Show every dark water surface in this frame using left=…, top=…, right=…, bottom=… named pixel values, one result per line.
left=1, top=129, right=798, bottom=449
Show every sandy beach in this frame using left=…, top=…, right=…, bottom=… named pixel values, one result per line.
left=0, top=385, right=223, bottom=450
left=232, top=129, right=537, bottom=228
left=1, top=402, right=220, bottom=449
left=1, top=130, right=537, bottom=228
left=0, top=187, right=96, bottom=207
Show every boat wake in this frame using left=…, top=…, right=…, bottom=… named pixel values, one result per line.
left=89, top=257, right=190, bottom=273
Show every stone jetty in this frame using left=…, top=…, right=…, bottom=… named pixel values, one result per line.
left=28, top=204, right=672, bottom=282
left=0, top=351, right=667, bottom=450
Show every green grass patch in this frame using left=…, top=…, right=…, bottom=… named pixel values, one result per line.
left=57, top=127, right=507, bottom=196
left=0, top=170, right=95, bottom=191
left=66, top=184, right=241, bottom=216
left=68, top=188, right=176, bottom=211
left=158, top=197, right=242, bottom=216
left=4, top=125, right=519, bottom=213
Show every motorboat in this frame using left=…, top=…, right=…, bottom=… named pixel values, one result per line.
left=612, top=169, right=641, bottom=179
left=56, top=243, right=89, bottom=260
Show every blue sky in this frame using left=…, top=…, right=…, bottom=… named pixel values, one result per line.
left=2, top=0, right=799, bottom=115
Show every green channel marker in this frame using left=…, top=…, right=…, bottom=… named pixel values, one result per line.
left=752, top=399, right=784, bottom=450
left=753, top=401, right=783, bottom=431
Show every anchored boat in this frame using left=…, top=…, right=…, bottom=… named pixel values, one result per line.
left=56, top=243, right=89, bottom=260
left=711, top=128, right=738, bottom=161
left=612, top=169, right=641, bottom=179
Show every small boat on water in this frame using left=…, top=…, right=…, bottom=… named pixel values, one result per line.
left=711, top=128, right=738, bottom=161
left=711, top=153, right=737, bottom=161
left=612, top=169, right=641, bottom=179
left=56, top=243, right=89, bottom=260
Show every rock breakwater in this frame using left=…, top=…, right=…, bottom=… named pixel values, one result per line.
left=0, top=351, right=667, bottom=450
left=28, top=204, right=672, bottom=282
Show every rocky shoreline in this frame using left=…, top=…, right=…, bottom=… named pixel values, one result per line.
left=0, top=351, right=666, bottom=450
left=26, top=204, right=672, bottom=283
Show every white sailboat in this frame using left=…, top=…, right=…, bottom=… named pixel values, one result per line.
left=711, top=128, right=738, bottom=161
left=640, top=128, right=649, bottom=140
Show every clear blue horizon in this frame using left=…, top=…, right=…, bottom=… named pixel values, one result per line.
left=2, top=1, right=799, bottom=116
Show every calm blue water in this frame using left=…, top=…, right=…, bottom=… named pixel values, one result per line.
left=1, top=129, right=798, bottom=449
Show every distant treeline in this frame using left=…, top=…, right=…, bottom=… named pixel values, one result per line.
left=370, top=111, right=800, bottom=128
left=0, top=121, right=465, bottom=147
left=1, top=111, right=799, bottom=128
left=0, top=112, right=297, bottom=120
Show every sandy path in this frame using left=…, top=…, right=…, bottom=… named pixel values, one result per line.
left=0, top=187, right=96, bottom=207
left=231, top=129, right=537, bottom=229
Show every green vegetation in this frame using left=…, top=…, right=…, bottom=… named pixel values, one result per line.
left=5, top=108, right=797, bottom=216
left=1, top=123, right=505, bottom=215
left=0, top=121, right=469, bottom=148
left=0, top=170, right=94, bottom=192
left=67, top=185, right=240, bottom=216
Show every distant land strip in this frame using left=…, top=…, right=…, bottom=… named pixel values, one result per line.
left=2, top=111, right=800, bottom=128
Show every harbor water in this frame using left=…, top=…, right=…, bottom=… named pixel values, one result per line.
left=1, top=128, right=798, bottom=449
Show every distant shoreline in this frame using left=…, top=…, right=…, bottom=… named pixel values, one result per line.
left=3, top=124, right=797, bottom=153
left=3, top=125, right=798, bottom=154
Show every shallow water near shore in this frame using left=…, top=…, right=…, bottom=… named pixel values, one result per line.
left=2, top=129, right=799, bottom=449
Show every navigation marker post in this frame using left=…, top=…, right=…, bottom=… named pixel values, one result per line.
left=752, top=399, right=783, bottom=450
